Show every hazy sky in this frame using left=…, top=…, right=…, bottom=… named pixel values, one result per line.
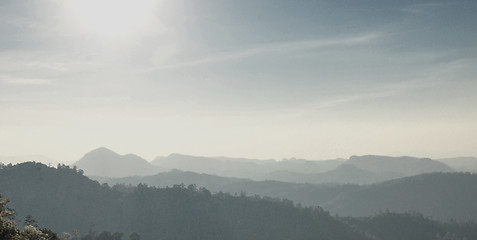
left=1, top=0, right=477, bottom=163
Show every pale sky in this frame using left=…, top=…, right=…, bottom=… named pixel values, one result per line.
left=1, top=0, right=477, bottom=163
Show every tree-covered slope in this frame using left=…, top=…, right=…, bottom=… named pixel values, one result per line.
left=341, top=212, right=477, bottom=240
left=97, top=169, right=363, bottom=208
left=324, top=172, right=477, bottom=221
left=97, top=170, right=477, bottom=221
left=0, top=162, right=366, bottom=240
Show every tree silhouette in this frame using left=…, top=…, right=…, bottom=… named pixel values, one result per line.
left=24, top=214, right=39, bottom=228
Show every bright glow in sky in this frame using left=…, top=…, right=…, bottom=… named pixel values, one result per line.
left=67, top=0, right=156, bottom=36
left=0, top=0, right=477, bottom=163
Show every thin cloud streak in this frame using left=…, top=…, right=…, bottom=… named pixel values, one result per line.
left=402, top=2, right=460, bottom=14
left=0, top=76, right=52, bottom=86
left=146, top=33, right=382, bottom=72
left=309, top=55, right=477, bottom=111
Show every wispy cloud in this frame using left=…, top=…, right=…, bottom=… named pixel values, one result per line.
left=1, top=76, right=51, bottom=86
left=147, top=33, right=382, bottom=71
left=309, top=54, right=477, bottom=111
left=312, top=91, right=397, bottom=110
left=402, top=2, right=460, bottom=14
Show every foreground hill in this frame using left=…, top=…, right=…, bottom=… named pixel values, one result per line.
left=0, top=162, right=366, bottom=240
left=324, top=172, right=477, bottom=221
left=73, top=147, right=161, bottom=177
left=2, top=162, right=477, bottom=240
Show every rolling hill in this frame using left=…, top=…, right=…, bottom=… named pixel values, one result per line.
left=97, top=169, right=477, bottom=221
left=324, top=172, right=477, bottom=221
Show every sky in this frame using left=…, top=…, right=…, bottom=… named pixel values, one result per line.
left=1, top=0, right=477, bottom=163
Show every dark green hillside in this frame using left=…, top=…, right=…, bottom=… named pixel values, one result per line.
left=1, top=193, right=58, bottom=240
left=325, top=172, right=477, bottom=221
left=0, top=162, right=366, bottom=240
left=0, top=162, right=122, bottom=233
left=98, top=169, right=477, bottom=222
left=341, top=212, right=477, bottom=240
left=220, top=180, right=360, bottom=206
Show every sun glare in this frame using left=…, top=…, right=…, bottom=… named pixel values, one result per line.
left=68, top=0, right=156, bottom=36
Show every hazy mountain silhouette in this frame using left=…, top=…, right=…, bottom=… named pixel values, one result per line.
left=436, top=157, right=477, bottom=172
left=151, top=153, right=343, bottom=180
left=151, top=153, right=453, bottom=184
left=345, top=155, right=453, bottom=176
left=324, top=172, right=477, bottom=221
left=265, top=164, right=404, bottom=185
left=95, top=169, right=251, bottom=190
left=74, top=148, right=457, bottom=186
left=73, top=147, right=161, bottom=177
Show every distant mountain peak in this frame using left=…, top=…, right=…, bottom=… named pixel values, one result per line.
left=73, top=147, right=160, bottom=178
left=85, top=147, right=118, bottom=156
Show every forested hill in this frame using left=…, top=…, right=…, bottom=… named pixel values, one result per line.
left=0, top=162, right=366, bottom=240
left=324, top=172, right=477, bottom=221
left=98, top=170, right=477, bottom=221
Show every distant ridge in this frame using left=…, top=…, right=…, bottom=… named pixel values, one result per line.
left=346, top=155, right=453, bottom=176
left=436, top=157, right=477, bottom=172
left=97, top=169, right=250, bottom=190
left=73, top=147, right=161, bottom=177
left=74, top=148, right=459, bottom=184
left=151, top=153, right=343, bottom=180
left=264, top=164, right=404, bottom=185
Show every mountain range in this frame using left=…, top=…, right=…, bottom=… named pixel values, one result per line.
left=0, top=162, right=366, bottom=240
left=1, top=162, right=477, bottom=240
left=74, top=147, right=456, bottom=184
